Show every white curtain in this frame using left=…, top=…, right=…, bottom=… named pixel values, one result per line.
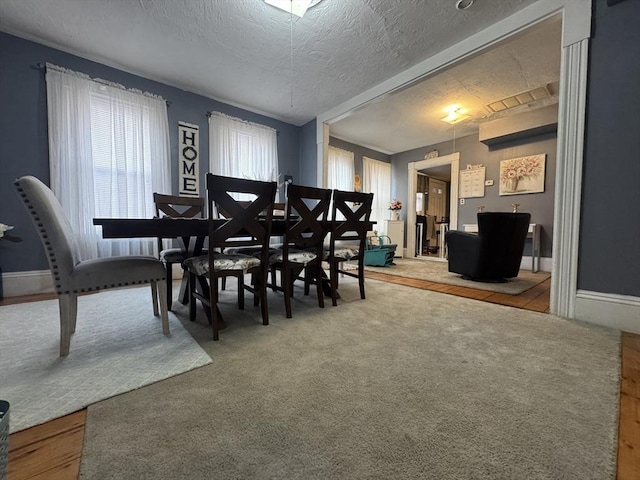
left=327, top=146, right=354, bottom=191
left=362, top=156, right=391, bottom=227
left=209, top=112, right=279, bottom=185
left=46, top=64, right=171, bottom=258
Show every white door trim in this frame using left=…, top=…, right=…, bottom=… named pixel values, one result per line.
left=406, top=153, right=460, bottom=259
left=316, top=1, right=591, bottom=318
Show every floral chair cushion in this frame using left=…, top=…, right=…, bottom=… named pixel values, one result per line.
left=269, top=248, right=317, bottom=266
left=322, top=247, right=359, bottom=261
left=183, top=253, right=261, bottom=276
left=159, top=248, right=184, bottom=263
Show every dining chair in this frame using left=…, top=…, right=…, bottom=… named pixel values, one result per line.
left=324, top=190, right=374, bottom=305
left=153, top=193, right=205, bottom=310
left=182, top=174, right=277, bottom=340
left=14, top=175, right=169, bottom=356
left=268, top=184, right=332, bottom=318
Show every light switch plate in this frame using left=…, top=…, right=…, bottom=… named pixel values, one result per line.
left=485, top=180, right=494, bottom=186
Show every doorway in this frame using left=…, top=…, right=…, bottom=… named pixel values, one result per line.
left=406, top=153, right=459, bottom=261
left=416, top=169, right=450, bottom=258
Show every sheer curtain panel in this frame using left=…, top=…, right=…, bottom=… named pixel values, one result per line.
left=362, top=156, right=391, bottom=227
left=46, top=64, right=170, bottom=258
left=209, top=112, right=279, bottom=186
left=327, top=146, right=354, bottom=191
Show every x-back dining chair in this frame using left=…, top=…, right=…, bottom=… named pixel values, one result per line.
left=324, top=190, right=374, bottom=305
left=268, top=184, right=332, bottom=318
left=182, top=174, right=277, bottom=341
left=14, top=175, right=169, bottom=356
left=153, top=193, right=205, bottom=310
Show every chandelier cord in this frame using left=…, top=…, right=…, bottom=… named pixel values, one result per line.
left=290, top=3, right=294, bottom=108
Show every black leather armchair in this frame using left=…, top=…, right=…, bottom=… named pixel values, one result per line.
left=445, top=212, right=531, bottom=282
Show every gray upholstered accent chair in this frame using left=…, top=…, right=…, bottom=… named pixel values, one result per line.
left=14, top=175, right=169, bottom=356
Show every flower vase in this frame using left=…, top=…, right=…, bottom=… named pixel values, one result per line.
left=391, top=210, right=400, bottom=221
left=506, top=177, right=519, bottom=193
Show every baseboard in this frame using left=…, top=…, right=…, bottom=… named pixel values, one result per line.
left=1, top=270, right=55, bottom=298
left=575, top=290, right=640, bottom=334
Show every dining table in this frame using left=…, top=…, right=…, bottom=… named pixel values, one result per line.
left=93, top=216, right=374, bottom=323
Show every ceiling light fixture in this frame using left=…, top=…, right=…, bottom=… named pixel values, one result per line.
left=441, top=106, right=470, bottom=125
left=264, top=0, right=323, bottom=18
left=455, top=0, right=474, bottom=10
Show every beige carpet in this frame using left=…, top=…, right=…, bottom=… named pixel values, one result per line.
left=364, top=257, right=551, bottom=294
left=0, top=286, right=212, bottom=433
left=80, top=278, right=619, bottom=479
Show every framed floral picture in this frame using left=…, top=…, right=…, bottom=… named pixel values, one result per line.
left=499, top=154, right=546, bottom=195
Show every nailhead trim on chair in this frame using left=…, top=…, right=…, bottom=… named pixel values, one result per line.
left=14, top=180, right=166, bottom=295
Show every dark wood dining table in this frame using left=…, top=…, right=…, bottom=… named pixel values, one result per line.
left=93, top=217, right=374, bottom=320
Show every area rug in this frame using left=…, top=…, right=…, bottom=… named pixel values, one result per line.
left=365, top=257, right=551, bottom=294
left=0, top=286, right=212, bottom=433
left=80, top=279, right=619, bottom=479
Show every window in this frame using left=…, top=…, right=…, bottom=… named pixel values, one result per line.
left=362, top=157, right=391, bottom=227
left=208, top=112, right=279, bottom=194
left=46, top=64, right=171, bottom=259
left=327, top=146, right=354, bottom=191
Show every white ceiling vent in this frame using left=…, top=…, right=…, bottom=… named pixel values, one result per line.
left=485, top=85, right=552, bottom=113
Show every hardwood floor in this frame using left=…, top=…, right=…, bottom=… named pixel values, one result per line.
left=3, top=277, right=638, bottom=479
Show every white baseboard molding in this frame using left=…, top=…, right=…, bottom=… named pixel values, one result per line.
left=1, top=270, right=55, bottom=298
left=575, top=290, right=640, bottom=334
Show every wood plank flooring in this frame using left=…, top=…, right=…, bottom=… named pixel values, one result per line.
left=3, top=276, right=638, bottom=479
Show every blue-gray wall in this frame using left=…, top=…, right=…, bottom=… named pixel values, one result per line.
left=299, top=119, right=317, bottom=187
left=0, top=32, right=300, bottom=274
left=392, top=131, right=557, bottom=258
left=579, top=0, right=640, bottom=297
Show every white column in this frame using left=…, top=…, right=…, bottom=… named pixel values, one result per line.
left=550, top=38, right=589, bottom=318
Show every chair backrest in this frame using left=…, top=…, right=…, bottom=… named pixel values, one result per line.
left=14, top=175, right=80, bottom=292
left=283, top=184, right=332, bottom=252
left=330, top=190, right=374, bottom=251
left=205, top=174, right=277, bottom=257
left=153, top=193, right=205, bottom=252
left=477, top=212, right=531, bottom=278
left=154, top=193, right=205, bottom=219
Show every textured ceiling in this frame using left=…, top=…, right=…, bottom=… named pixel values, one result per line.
left=330, top=17, right=562, bottom=153
left=0, top=0, right=541, bottom=130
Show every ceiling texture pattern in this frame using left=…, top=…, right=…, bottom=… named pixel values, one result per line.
left=1, top=0, right=543, bottom=130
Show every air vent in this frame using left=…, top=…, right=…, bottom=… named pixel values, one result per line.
left=486, top=85, right=552, bottom=113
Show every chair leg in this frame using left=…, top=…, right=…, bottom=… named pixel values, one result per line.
left=69, top=293, right=78, bottom=333
left=259, top=272, right=269, bottom=325
left=188, top=272, right=197, bottom=322
left=252, top=272, right=260, bottom=307
left=58, top=294, right=76, bottom=356
left=151, top=281, right=159, bottom=316
left=210, top=276, right=220, bottom=341
left=155, top=281, right=170, bottom=335
left=304, top=268, right=311, bottom=296
left=237, top=274, right=244, bottom=310
left=283, top=268, right=292, bottom=318
left=358, top=257, right=366, bottom=300
left=197, top=275, right=212, bottom=324
left=165, top=262, right=173, bottom=311
left=314, top=262, right=324, bottom=309
left=330, top=261, right=338, bottom=307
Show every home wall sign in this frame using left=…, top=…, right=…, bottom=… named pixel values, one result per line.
left=499, top=154, right=546, bottom=196
left=178, top=121, right=199, bottom=197
left=459, top=164, right=485, bottom=198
